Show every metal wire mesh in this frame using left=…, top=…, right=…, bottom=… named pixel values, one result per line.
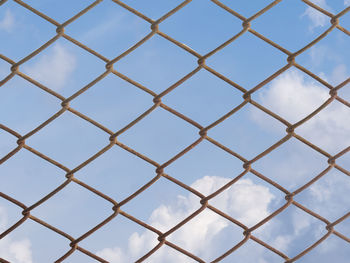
left=0, top=0, right=349, bottom=262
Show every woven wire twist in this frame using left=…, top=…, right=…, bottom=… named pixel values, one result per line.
left=0, top=0, right=349, bottom=262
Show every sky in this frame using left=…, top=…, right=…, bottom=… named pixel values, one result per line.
left=0, top=0, right=350, bottom=262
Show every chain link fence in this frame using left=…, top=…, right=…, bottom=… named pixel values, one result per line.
left=0, top=0, right=349, bottom=262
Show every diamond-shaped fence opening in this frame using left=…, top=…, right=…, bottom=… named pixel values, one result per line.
left=0, top=0, right=349, bottom=262
left=0, top=148, right=66, bottom=204
left=206, top=31, right=287, bottom=89
left=252, top=137, right=329, bottom=189
left=65, top=0, right=151, bottom=59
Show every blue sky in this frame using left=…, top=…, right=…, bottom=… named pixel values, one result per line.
left=0, top=0, right=350, bottom=262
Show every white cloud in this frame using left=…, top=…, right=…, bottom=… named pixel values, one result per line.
left=252, top=70, right=350, bottom=152
left=199, top=177, right=275, bottom=226
left=303, top=0, right=331, bottom=29
left=270, top=235, right=292, bottom=251
left=248, top=68, right=350, bottom=261
left=96, top=247, right=126, bottom=262
left=0, top=238, right=32, bottom=263
left=329, top=64, right=349, bottom=85
left=97, top=176, right=275, bottom=262
left=23, top=44, right=76, bottom=91
left=0, top=207, right=33, bottom=263
left=308, top=172, right=350, bottom=218
left=345, top=0, right=350, bottom=6
left=0, top=9, right=15, bottom=32
left=252, top=70, right=328, bottom=123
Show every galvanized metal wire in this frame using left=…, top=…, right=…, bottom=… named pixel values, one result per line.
left=0, top=0, right=349, bottom=262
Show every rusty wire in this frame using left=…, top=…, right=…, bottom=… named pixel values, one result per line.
left=0, top=0, right=349, bottom=262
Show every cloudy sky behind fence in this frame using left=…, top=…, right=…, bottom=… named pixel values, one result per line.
left=0, top=0, right=350, bottom=262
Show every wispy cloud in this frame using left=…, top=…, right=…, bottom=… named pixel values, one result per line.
left=97, top=176, right=275, bottom=262
left=0, top=206, right=33, bottom=263
left=302, top=0, right=331, bottom=30
left=23, top=44, right=76, bottom=91
left=345, top=0, right=350, bottom=6
left=308, top=172, right=350, bottom=219
left=308, top=44, right=348, bottom=85
left=0, top=9, right=15, bottom=32
left=79, top=15, right=125, bottom=43
left=328, top=64, right=349, bottom=85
